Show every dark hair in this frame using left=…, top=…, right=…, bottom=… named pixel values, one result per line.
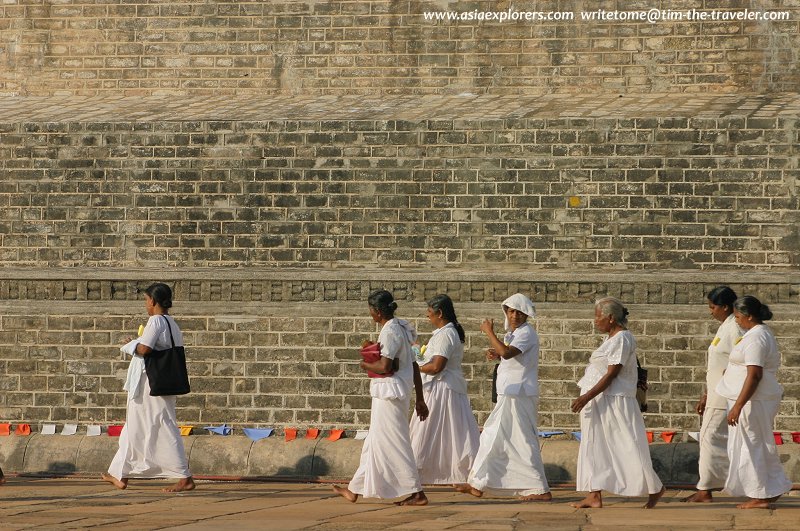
left=368, top=289, right=397, bottom=319
left=144, top=282, right=173, bottom=310
left=427, top=294, right=465, bottom=343
left=707, top=286, right=737, bottom=309
left=733, top=295, right=773, bottom=322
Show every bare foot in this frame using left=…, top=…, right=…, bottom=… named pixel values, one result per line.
left=101, top=473, right=128, bottom=490
left=394, top=491, right=428, bottom=506
left=520, top=492, right=553, bottom=502
left=454, top=483, right=483, bottom=497
left=332, top=485, right=359, bottom=503
left=644, top=487, right=666, bottom=509
left=682, top=490, right=713, bottom=503
left=570, top=492, right=602, bottom=509
left=737, top=498, right=771, bottom=509
left=162, top=477, right=195, bottom=493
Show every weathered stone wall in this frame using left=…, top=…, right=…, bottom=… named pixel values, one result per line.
left=1, top=96, right=798, bottom=269
left=0, top=1, right=798, bottom=434
left=1, top=0, right=798, bottom=97
left=0, top=270, right=798, bottom=431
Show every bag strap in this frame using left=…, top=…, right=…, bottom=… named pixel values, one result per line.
left=160, top=315, right=177, bottom=348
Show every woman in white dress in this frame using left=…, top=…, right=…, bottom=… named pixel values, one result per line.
left=102, top=283, right=194, bottom=492
left=333, top=289, right=430, bottom=506
left=410, top=294, right=480, bottom=485
left=457, top=293, right=552, bottom=502
left=684, top=286, right=741, bottom=503
left=570, top=297, right=664, bottom=509
left=715, top=295, right=791, bottom=509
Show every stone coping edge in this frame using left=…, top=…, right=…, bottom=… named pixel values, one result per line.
left=1, top=435, right=799, bottom=487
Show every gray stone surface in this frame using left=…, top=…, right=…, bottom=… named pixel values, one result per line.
left=3, top=434, right=800, bottom=486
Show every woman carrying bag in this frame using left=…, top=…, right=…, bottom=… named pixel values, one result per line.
left=102, top=283, right=194, bottom=493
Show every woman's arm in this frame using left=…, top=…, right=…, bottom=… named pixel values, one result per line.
left=727, top=365, right=762, bottom=426
left=134, top=343, right=153, bottom=356
left=480, top=319, right=521, bottom=359
left=359, top=356, right=394, bottom=375
left=419, top=355, right=447, bottom=375
left=571, top=364, right=623, bottom=413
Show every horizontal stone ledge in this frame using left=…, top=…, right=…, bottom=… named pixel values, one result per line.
left=0, top=268, right=797, bottom=305
left=0, top=267, right=798, bottom=283
left=2, top=434, right=800, bottom=486
left=2, top=93, right=798, bottom=123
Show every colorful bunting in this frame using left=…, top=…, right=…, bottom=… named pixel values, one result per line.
left=204, top=424, right=232, bottom=436
left=305, top=428, right=319, bottom=440
left=0, top=423, right=10, bottom=436
left=179, top=425, right=194, bottom=436
left=326, top=429, right=344, bottom=441
left=284, top=428, right=298, bottom=442
left=14, top=424, right=31, bottom=436
left=107, top=425, right=123, bottom=437
left=538, top=431, right=564, bottom=438
left=243, top=428, right=273, bottom=441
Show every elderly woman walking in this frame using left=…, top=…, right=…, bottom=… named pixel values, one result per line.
left=715, top=296, right=791, bottom=509
left=571, top=297, right=664, bottom=509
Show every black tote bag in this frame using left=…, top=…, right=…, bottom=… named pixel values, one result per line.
left=144, top=316, right=190, bottom=396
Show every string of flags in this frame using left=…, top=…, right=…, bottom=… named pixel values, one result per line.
left=2, top=423, right=800, bottom=445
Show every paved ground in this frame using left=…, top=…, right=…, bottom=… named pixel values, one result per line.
left=0, top=478, right=798, bottom=530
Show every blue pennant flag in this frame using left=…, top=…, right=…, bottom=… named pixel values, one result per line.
left=243, top=428, right=273, bottom=441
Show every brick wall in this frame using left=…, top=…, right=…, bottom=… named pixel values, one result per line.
left=1, top=0, right=798, bottom=96
left=0, top=272, right=798, bottom=432
left=1, top=97, right=798, bottom=269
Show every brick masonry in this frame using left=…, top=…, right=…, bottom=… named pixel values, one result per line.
left=0, top=1, right=798, bottom=434
left=0, top=0, right=798, bottom=96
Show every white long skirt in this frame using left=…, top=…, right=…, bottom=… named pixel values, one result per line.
left=696, top=407, right=729, bottom=490
left=577, top=393, right=663, bottom=496
left=348, top=396, right=422, bottom=499
left=107, top=377, right=191, bottom=480
left=724, top=399, right=792, bottom=499
left=409, top=380, right=480, bottom=484
left=467, top=394, right=550, bottom=496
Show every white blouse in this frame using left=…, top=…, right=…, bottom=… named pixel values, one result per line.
left=496, top=322, right=540, bottom=397
left=577, top=330, right=638, bottom=397
left=715, top=324, right=783, bottom=402
left=705, top=314, right=742, bottom=409
left=419, top=323, right=468, bottom=395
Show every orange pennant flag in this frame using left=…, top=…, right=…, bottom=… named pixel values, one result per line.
left=660, top=431, right=676, bottom=443
left=15, top=424, right=31, bottom=436
left=646, top=431, right=654, bottom=444
left=326, top=429, right=344, bottom=441
left=305, top=428, right=319, bottom=440
left=284, top=428, right=297, bottom=442
left=0, top=423, right=10, bottom=436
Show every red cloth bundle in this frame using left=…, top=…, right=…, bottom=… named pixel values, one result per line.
left=360, top=342, right=393, bottom=378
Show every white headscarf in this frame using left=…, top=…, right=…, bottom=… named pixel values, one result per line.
left=502, top=293, right=536, bottom=331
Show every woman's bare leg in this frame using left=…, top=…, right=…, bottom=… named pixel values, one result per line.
left=332, top=485, right=359, bottom=502
left=643, top=487, right=666, bottom=509
left=394, top=491, right=428, bottom=506
left=101, top=473, right=128, bottom=490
